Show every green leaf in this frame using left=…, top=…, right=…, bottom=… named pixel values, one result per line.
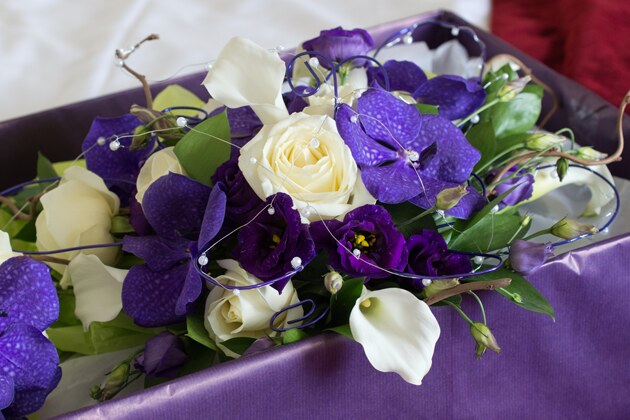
left=454, top=183, right=520, bottom=233
left=13, top=219, right=37, bottom=243
left=326, top=324, right=353, bottom=340
left=490, top=85, right=543, bottom=139
left=220, top=337, right=256, bottom=356
left=466, top=120, right=496, bottom=173
left=383, top=201, right=437, bottom=238
left=153, top=85, right=205, bottom=117
left=51, top=159, right=86, bottom=174
left=185, top=315, right=218, bottom=351
left=449, top=209, right=524, bottom=252
left=494, top=132, right=529, bottom=156
left=37, top=152, right=58, bottom=181
left=330, top=277, right=364, bottom=325
left=110, top=215, right=134, bottom=235
left=468, top=268, right=554, bottom=320
left=415, top=103, right=439, bottom=115
left=174, top=112, right=231, bottom=185
left=47, top=312, right=162, bottom=355
left=282, top=328, right=308, bottom=344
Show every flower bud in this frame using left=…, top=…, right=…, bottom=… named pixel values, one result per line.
left=92, top=361, right=131, bottom=402
left=555, top=157, right=569, bottom=182
left=498, top=75, right=531, bottom=102
left=324, top=271, right=343, bottom=294
left=435, top=185, right=469, bottom=211
left=509, top=240, right=554, bottom=275
left=576, top=146, right=608, bottom=161
left=525, top=132, right=565, bottom=151
left=470, top=322, right=501, bottom=358
left=423, top=278, right=459, bottom=298
left=550, top=219, right=598, bottom=240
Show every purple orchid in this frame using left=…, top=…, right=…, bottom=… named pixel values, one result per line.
left=211, top=157, right=263, bottom=225
left=310, top=204, right=407, bottom=279
left=226, top=107, right=262, bottom=152
left=135, top=332, right=187, bottom=378
left=0, top=257, right=61, bottom=418
left=335, top=88, right=481, bottom=217
left=367, top=60, right=486, bottom=120
left=302, top=27, right=374, bottom=68
left=406, top=230, right=472, bottom=288
left=234, top=193, right=315, bottom=292
left=82, top=115, right=155, bottom=204
left=122, top=173, right=226, bottom=327
left=509, top=240, right=553, bottom=275
left=491, top=167, right=534, bottom=209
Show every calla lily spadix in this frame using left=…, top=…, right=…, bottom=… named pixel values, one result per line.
left=349, top=288, right=440, bottom=385
left=203, top=37, right=289, bottom=125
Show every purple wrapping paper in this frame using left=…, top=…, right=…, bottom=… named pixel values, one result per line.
left=0, top=10, right=628, bottom=419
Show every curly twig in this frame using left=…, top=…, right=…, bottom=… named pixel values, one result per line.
left=424, top=278, right=512, bottom=306
left=115, top=34, right=159, bottom=109
left=0, top=196, right=30, bottom=220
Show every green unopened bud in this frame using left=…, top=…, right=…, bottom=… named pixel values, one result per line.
left=92, top=362, right=131, bottom=402
left=497, top=75, right=531, bottom=102
left=525, top=132, right=565, bottom=151
left=550, top=219, right=598, bottom=240
left=424, top=278, right=460, bottom=298
left=470, top=322, right=501, bottom=358
left=555, top=157, right=569, bottom=182
left=576, top=146, right=608, bottom=161
left=435, top=185, right=469, bottom=211
left=324, top=271, right=343, bottom=294
left=520, top=215, right=532, bottom=227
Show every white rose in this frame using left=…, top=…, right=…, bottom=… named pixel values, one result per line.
left=135, top=147, right=186, bottom=205
left=238, top=112, right=375, bottom=221
left=204, top=259, right=302, bottom=358
left=0, top=230, right=21, bottom=265
left=35, top=166, right=119, bottom=280
left=303, top=67, right=368, bottom=117
left=67, top=253, right=127, bottom=331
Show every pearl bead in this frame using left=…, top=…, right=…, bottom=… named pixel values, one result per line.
left=96, top=136, right=106, bottom=146
left=471, top=115, right=480, bottom=124
left=403, top=34, right=413, bottom=44
left=422, top=279, right=432, bottom=287
left=451, top=27, right=460, bottom=36
left=232, top=289, right=240, bottom=296
left=176, top=117, right=188, bottom=128
left=290, top=257, right=302, bottom=269
left=350, top=115, right=359, bottom=123
left=267, top=207, right=276, bottom=215
left=249, top=157, right=257, bottom=164
left=473, top=256, right=485, bottom=265
left=109, top=140, right=121, bottom=151
left=308, top=57, right=319, bottom=68
left=197, top=254, right=209, bottom=266
left=352, top=249, right=361, bottom=258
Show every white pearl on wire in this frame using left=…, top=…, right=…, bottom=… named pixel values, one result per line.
left=109, top=139, right=121, bottom=151
left=422, top=279, right=432, bottom=287
left=96, top=136, right=106, bottom=146
left=197, top=254, right=209, bottom=266
left=290, top=257, right=302, bottom=270
left=176, top=117, right=188, bottom=128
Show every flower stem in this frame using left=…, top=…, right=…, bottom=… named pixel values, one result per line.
left=457, top=99, right=500, bottom=127
left=398, top=206, right=436, bottom=228
left=522, top=228, right=551, bottom=241
left=467, top=291, right=487, bottom=325
left=444, top=300, right=474, bottom=325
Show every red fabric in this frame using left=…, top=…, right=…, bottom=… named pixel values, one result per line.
left=492, top=0, right=630, bottom=108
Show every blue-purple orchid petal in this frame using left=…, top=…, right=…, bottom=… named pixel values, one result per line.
left=122, top=235, right=189, bottom=272
left=82, top=114, right=154, bottom=204
left=413, top=75, right=486, bottom=120
left=367, top=60, right=428, bottom=93
left=302, top=27, right=374, bottom=68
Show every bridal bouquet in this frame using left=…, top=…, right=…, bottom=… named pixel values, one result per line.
left=0, top=22, right=623, bottom=417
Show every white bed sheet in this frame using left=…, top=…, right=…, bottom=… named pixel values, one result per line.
left=0, top=0, right=490, bottom=121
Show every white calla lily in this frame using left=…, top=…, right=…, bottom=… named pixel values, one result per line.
left=526, top=160, right=615, bottom=217
left=69, top=253, right=127, bottom=330
left=0, top=230, right=21, bottom=265
left=349, top=288, right=440, bottom=385
left=203, top=37, right=288, bottom=125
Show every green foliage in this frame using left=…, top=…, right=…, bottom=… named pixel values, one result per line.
left=220, top=337, right=257, bottom=356
left=384, top=201, right=437, bottom=238
left=329, top=277, right=364, bottom=325
left=185, top=315, right=218, bottom=351
left=282, top=328, right=309, bottom=344
left=153, top=85, right=205, bottom=117
left=326, top=324, right=353, bottom=339
left=415, top=103, right=439, bottom=115
left=174, top=111, right=231, bottom=185
left=466, top=120, right=497, bottom=173
left=449, top=209, right=526, bottom=253
left=468, top=268, right=554, bottom=320
left=490, top=85, right=543, bottom=139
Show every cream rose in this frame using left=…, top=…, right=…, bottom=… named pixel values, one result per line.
left=204, top=259, right=302, bottom=358
left=0, top=230, right=21, bottom=265
left=238, top=112, right=374, bottom=221
left=36, top=166, right=119, bottom=280
left=135, top=147, right=186, bottom=205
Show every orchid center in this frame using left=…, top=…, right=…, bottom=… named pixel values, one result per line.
left=405, top=149, right=420, bottom=163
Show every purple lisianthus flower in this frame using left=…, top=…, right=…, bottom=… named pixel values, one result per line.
left=335, top=88, right=481, bottom=217
left=367, top=60, right=486, bottom=120
left=0, top=257, right=61, bottom=418
left=135, top=332, right=187, bottom=378
left=82, top=114, right=155, bottom=204
left=311, top=205, right=407, bottom=279
left=234, top=193, right=315, bottom=292
left=211, top=157, right=263, bottom=225
left=122, top=173, right=226, bottom=327
left=491, top=167, right=534, bottom=209
left=509, top=240, right=554, bottom=275
left=406, top=230, right=472, bottom=288
left=302, top=27, right=374, bottom=68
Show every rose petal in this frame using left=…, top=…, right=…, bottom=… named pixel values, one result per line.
left=349, top=288, right=440, bottom=385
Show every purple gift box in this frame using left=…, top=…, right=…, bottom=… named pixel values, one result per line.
left=1, top=10, right=629, bottom=419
